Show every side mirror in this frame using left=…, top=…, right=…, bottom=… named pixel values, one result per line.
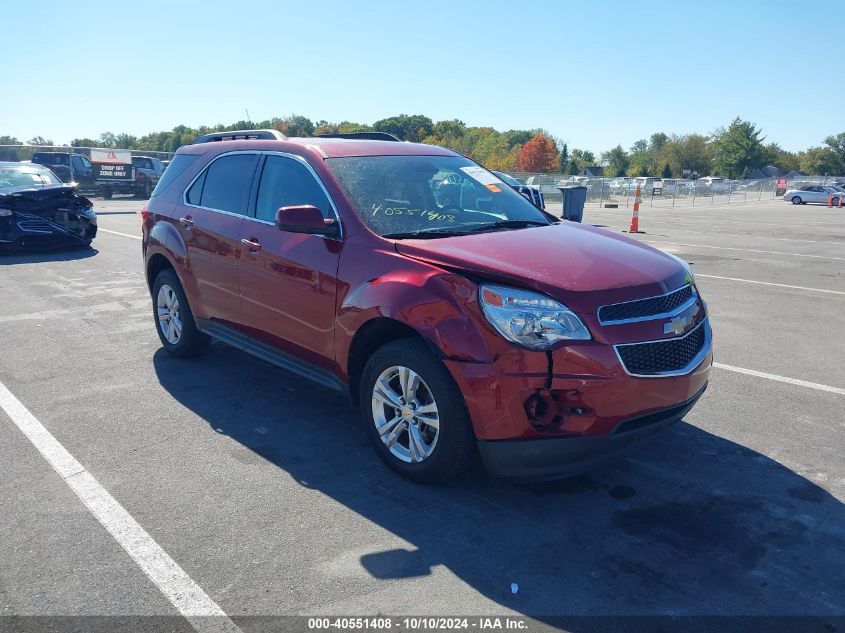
left=275, top=205, right=339, bottom=238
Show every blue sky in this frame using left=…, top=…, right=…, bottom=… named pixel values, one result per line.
left=2, top=0, right=843, bottom=153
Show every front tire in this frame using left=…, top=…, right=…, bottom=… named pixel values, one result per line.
left=359, top=338, right=475, bottom=483
left=791, top=196, right=802, bottom=205
left=152, top=268, right=210, bottom=357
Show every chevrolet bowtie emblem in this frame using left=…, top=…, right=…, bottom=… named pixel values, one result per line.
left=664, top=315, right=693, bottom=336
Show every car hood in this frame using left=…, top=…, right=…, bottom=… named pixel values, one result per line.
left=393, top=223, right=689, bottom=313
left=0, top=184, right=90, bottom=211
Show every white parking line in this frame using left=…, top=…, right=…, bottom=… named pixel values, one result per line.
left=617, top=225, right=843, bottom=246
left=714, top=363, right=845, bottom=395
left=641, top=239, right=845, bottom=261
left=695, top=274, right=845, bottom=296
left=99, top=228, right=141, bottom=240
left=0, top=380, right=241, bottom=633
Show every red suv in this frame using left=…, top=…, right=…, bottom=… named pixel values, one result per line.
left=142, top=130, right=712, bottom=483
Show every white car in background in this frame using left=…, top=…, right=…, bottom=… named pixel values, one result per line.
left=783, top=185, right=842, bottom=205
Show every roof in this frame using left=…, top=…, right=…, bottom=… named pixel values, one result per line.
left=178, top=137, right=458, bottom=159
left=579, top=166, right=603, bottom=176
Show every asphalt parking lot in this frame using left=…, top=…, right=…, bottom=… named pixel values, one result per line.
left=1, top=198, right=844, bottom=632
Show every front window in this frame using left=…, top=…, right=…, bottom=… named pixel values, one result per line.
left=327, top=155, right=551, bottom=238
left=0, top=164, right=63, bottom=191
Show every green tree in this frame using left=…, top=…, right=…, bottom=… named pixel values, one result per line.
left=28, top=136, right=53, bottom=146
left=649, top=132, right=669, bottom=153
left=115, top=133, right=138, bottom=149
left=661, top=134, right=711, bottom=177
left=71, top=138, right=101, bottom=148
left=628, top=139, right=650, bottom=176
left=337, top=121, right=372, bottom=134
left=372, top=114, right=433, bottom=142
left=274, top=115, right=314, bottom=137
left=558, top=142, right=568, bottom=172
left=569, top=149, right=595, bottom=167
left=0, top=135, right=20, bottom=161
left=798, top=147, right=840, bottom=175
left=764, top=143, right=799, bottom=173
left=710, top=117, right=767, bottom=178
left=600, top=145, right=630, bottom=177
left=822, top=133, right=845, bottom=174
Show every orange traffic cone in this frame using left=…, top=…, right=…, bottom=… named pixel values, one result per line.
left=839, top=195, right=843, bottom=208
left=628, top=185, right=643, bottom=233
left=828, top=194, right=834, bottom=208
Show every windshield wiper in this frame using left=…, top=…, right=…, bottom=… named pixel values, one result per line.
left=464, top=220, right=550, bottom=233
left=382, top=228, right=468, bottom=239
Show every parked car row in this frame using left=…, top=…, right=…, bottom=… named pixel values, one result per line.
left=26, top=151, right=166, bottom=199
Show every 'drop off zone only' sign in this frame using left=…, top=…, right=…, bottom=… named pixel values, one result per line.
left=91, top=149, right=134, bottom=180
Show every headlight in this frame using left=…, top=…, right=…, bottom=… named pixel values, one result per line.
left=0, top=209, right=11, bottom=217
left=479, top=283, right=590, bottom=350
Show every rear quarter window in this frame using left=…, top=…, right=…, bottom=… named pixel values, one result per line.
left=150, top=153, right=200, bottom=198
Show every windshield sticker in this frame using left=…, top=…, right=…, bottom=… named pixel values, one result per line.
left=460, top=166, right=505, bottom=187
left=485, top=184, right=502, bottom=193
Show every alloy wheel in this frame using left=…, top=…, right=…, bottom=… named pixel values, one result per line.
left=371, top=365, right=440, bottom=463
left=156, top=284, right=182, bottom=345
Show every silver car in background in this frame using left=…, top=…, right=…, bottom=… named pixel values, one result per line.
left=783, top=185, right=842, bottom=205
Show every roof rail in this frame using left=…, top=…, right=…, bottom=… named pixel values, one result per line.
left=192, top=129, right=287, bottom=144
left=315, top=132, right=401, bottom=142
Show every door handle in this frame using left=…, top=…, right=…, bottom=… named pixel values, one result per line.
left=179, top=216, right=194, bottom=229
left=240, top=238, right=262, bottom=252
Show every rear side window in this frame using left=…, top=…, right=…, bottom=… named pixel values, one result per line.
left=255, top=155, right=332, bottom=222
left=193, top=154, right=258, bottom=214
left=152, top=153, right=199, bottom=198
left=33, top=153, right=67, bottom=166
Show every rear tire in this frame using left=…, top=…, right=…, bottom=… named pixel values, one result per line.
left=791, top=196, right=802, bottom=205
left=359, top=338, right=476, bottom=484
left=152, top=268, right=210, bottom=357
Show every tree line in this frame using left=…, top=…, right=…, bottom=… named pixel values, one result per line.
left=3, top=115, right=844, bottom=178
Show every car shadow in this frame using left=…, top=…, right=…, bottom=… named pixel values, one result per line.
left=153, top=344, right=845, bottom=629
left=0, top=245, right=98, bottom=265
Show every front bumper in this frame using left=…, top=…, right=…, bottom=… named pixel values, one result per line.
left=478, top=385, right=706, bottom=481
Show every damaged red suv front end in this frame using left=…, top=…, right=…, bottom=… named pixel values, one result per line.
left=393, top=221, right=712, bottom=480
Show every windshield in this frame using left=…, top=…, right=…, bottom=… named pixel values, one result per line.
left=0, top=164, right=63, bottom=191
left=327, top=155, right=550, bottom=238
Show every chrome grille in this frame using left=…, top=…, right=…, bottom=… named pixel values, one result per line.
left=615, top=320, right=708, bottom=376
left=599, top=284, right=694, bottom=324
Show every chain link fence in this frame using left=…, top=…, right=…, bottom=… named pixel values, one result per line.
left=2, top=144, right=841, bottom=206
left=508, top=172, right=843, bottom=209
left=0, top=145, right=175, bottom=199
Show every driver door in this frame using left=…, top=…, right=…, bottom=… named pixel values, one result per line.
left=237, top=154, right=342, bottom=369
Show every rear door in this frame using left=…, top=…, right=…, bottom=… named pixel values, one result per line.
left=804, top=186, right=823, bottom=203
left=236, top=153, right=341, bottom=368
left=178, top=151, right=259, bottom=328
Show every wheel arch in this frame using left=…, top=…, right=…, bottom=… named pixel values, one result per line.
left=347, top=317, right=443, bottom=405
left=146, top=252, right=175, bottom=291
